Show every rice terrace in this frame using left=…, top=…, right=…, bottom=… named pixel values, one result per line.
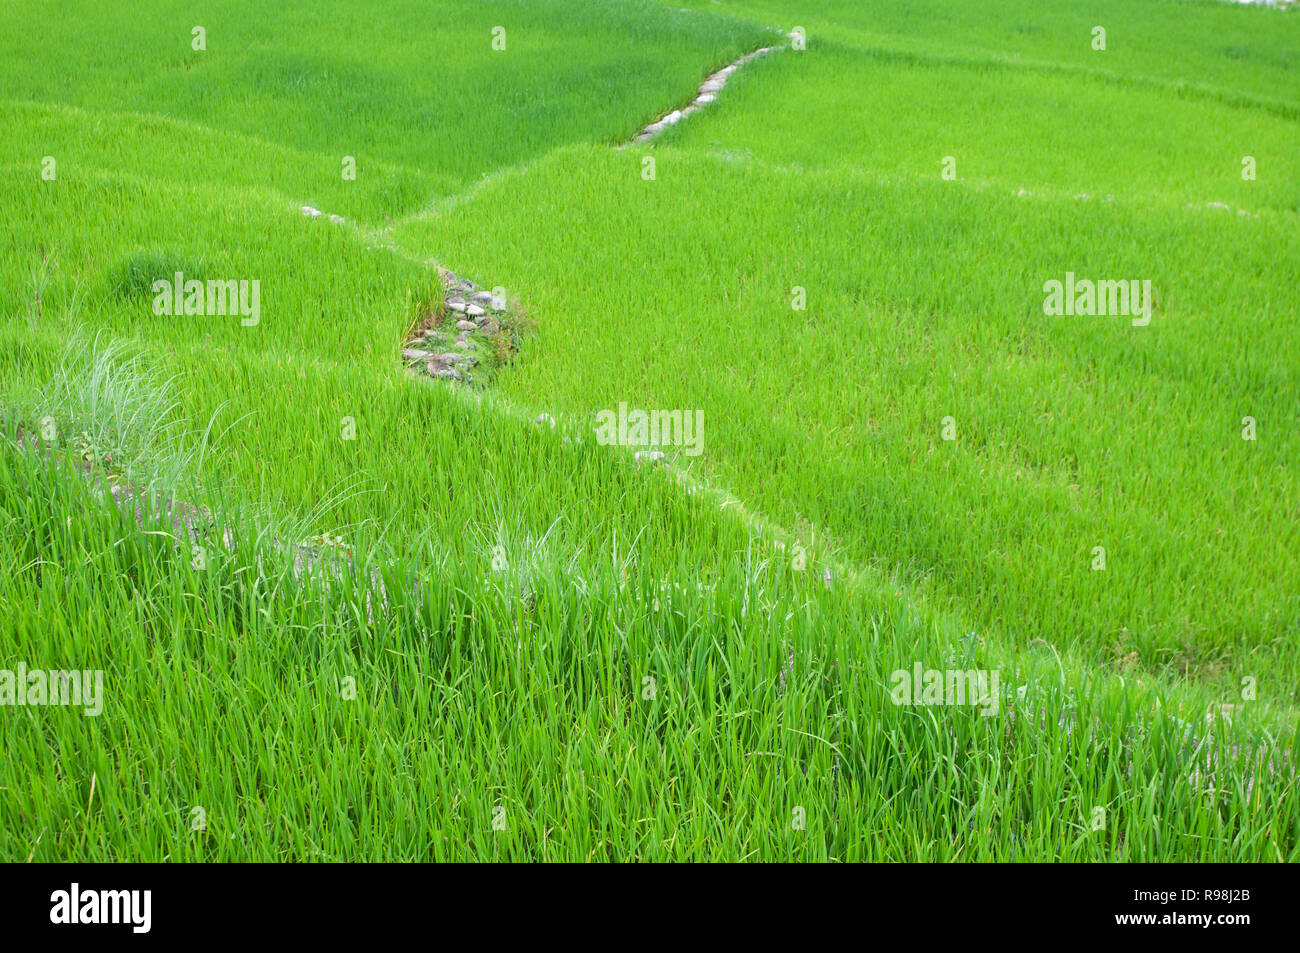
left=0, top=0, right=1298, bottom=868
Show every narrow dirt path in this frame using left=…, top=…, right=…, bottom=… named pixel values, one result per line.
left=633, top=34, right=794, bottom=143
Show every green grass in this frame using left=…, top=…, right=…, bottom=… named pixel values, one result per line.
left=385, top=144, right=1300, bottom=684
left=4, top=430, right=1296, bottom=860
left=671, top=0, right=1300, bottom=108
left=659, top=43, right=1300, bottom=211
left=0, top=0, right=771, bottom=218
left=0, top=0, right=1297, bottom=861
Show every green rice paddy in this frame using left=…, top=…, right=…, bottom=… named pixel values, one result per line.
left=1, top=0, right=1297, bottom=861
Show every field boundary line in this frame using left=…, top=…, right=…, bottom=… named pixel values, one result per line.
left=629, top=32, right=796, bottom=144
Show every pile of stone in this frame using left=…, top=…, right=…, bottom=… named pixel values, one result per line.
left=403, top=270, right=511, bottom=384
left=300, top=205, right=344, bottom=225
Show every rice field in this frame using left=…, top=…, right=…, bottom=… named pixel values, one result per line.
left=1, top=0, right=1297, bottom=862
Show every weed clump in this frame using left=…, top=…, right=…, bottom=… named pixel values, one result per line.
left=108, top=248, right=206, bottom=300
